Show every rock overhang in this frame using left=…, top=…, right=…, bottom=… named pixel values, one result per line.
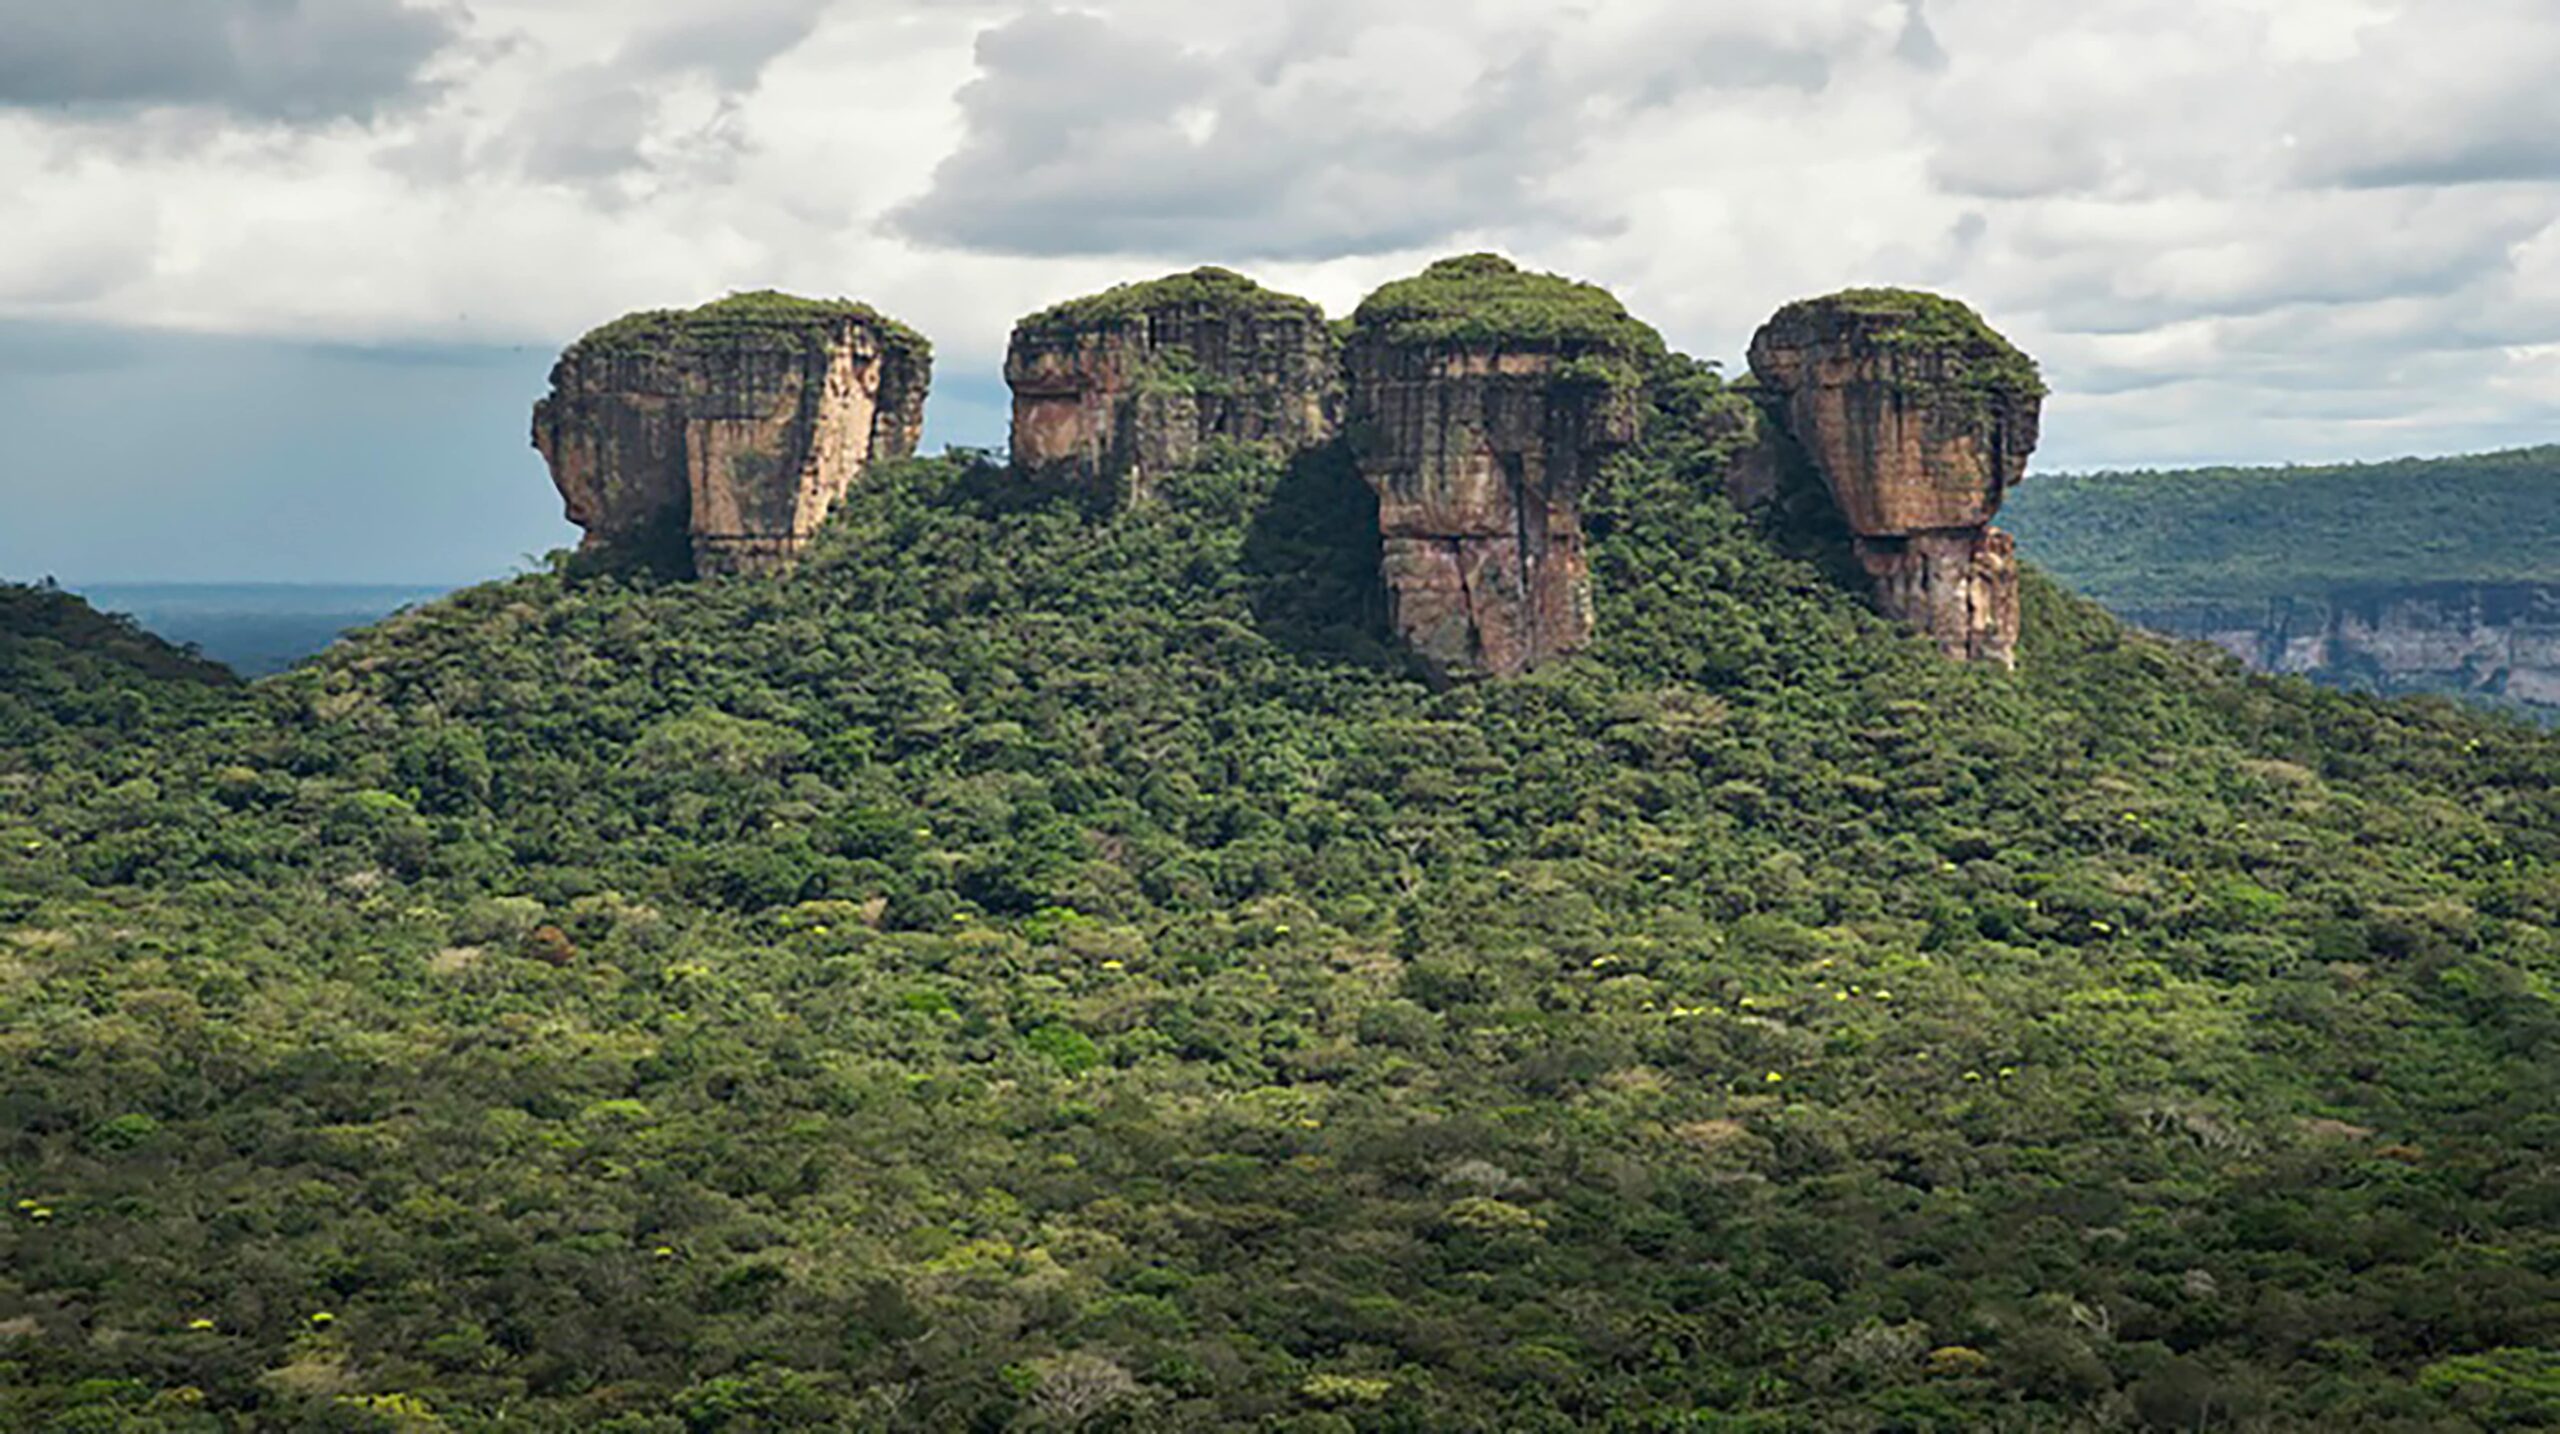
left=1746, top=287, right=2045, bottom=666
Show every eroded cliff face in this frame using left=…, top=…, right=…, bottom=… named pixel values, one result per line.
left=1347, top=256, right=1658, bottom=682
left=1005, top=268, right=1338, bottom=503
left=533, top=293, right=930, bottom=577
left=2123, top=584, right=2560, bottom=714
left=1747, top=290, right=2044, bottom=667
left=1857, top=529, right=2022, bottom=668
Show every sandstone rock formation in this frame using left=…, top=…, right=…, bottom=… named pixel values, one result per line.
left=1005, top=268, right=1339, bottom=502
left=1346, top=255, right=1659, bottom=682
left=1747, top=289, right=2044, bottom=666
left=2120, top=583, right=2560, bottom=713
left=533, top=292, right=930, bottom=577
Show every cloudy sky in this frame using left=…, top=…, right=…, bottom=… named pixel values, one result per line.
left=5, top=0, right=2558, bottom=582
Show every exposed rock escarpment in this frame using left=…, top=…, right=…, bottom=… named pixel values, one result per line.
left=1747, top=290, right=2044, bottom=666
left=529, top=270, right=2062, bottom=681
left=1005, top=268, right=1340, bottom=502
left=2121, top=583, right=2560, bottom=714
left=1346, top=255, right=1660, bottom=682
left=533, top=292, right=931, bottom=577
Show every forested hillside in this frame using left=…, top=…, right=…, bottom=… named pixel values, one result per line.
left=2001, top=447, right=2560, bottom=604
left=5, top=375, right=2559, bottom=1430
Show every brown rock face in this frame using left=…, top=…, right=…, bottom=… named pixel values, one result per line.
left=1345, top=255, right=1659, bottom=682
left=1005, top=268, right=1338, bottom=502
left=1349, top=345, right=1642, bottom=681
left=1856, top=528, right=2022, bottom=666
left=533, top=293, right=930, bottom=577
left=1746, top=290, right=2044, bottom=666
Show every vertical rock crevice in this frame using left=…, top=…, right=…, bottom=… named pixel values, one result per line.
left=1746, top=289, right=2045, bottom=667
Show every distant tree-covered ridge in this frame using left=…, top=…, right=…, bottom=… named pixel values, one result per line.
left=2, top=580, right=239, bottom=762
left=0, top=581, right=236, bottom=689
left=2003, top=446, right=2560, bottom=603
left=41, top=585, right=456, bottom=679
left=4, top=329, right=2560, bottom=1426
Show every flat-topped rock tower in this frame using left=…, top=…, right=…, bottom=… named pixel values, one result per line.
left=1345, top=255, right=1659, bottom=682
left=527, top=268, right=2053, bottom=675
left=1004, top=267, right=1340, bottom=503
left=533, top=292, right=931, bottom=577
left=1748, top=289, right=2045, bottom=666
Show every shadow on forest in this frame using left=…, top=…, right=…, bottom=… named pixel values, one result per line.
left=1240, top=441, right=1410, bottom=674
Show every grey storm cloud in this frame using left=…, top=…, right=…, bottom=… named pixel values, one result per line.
left=890, top=8, right=1569, bottom=259
left=618, top=0, right=839, bottom=93
left=2283, top=0, right=2560, bottom=190
left=2331, top=139, right=2560, bottom=190
left=510, top=78, right=665, bottom=184
left=0, top=0, right=467, bottom=122
left=2300, top=89, right=2560, bottom=190
left=1630, top=35, right=1832, bottom=105
left=501, top=0, right=839, bottom=184
left=2024, top=206, right=2543, bottom=340
left=891, top=5, right=1858, bottom=261
left=1893, top=0, right=1947, bottom=73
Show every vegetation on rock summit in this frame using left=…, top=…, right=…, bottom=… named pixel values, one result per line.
left=567, top=290, right=932, bottom=364
left=1350, top=254, right=1668, bottom=364
left=1017, top=268, right=1329, bottom=340
left=1767, top=287, right=2047, bottom=400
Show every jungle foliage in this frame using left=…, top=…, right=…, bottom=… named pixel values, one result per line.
left=1350, top=255, right=1667, bottom=362
left=565, top=291, right=932, bottom=367
left=3, top=371, right=2558, bottom=1431
left=1016, top=268, right=1327, bottom=340
left=1775, top=288, right=2047, bottom=400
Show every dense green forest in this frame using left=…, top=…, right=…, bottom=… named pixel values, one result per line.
left=2002, top=447, right=2560, bottom=603
left=5, top=369, right=2560, bottom=1430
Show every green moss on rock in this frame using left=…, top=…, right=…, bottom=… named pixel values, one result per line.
left=1126, top=345, right=1241, bottom=400
left=1771, top=287, right=2045, bottom=399
left=567, top=291, right=931, bottom=364
left=1350, top=254, right=1666, bottom=362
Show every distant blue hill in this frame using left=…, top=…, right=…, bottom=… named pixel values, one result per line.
left=70, top=582, right=457, bottom=677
